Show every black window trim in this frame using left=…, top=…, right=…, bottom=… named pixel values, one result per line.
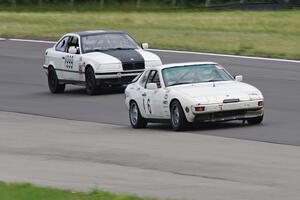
left=55, top=36, right=70, bottom=53
left=144, top=70, right=161, bottom=89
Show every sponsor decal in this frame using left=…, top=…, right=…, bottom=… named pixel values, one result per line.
left=218, top=105, right=223, bottom=111
left=79, top=64, right=83, bottom=73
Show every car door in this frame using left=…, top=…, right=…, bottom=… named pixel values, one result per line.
left=142, top=70, right=165, bottom=118
left=53, top=36, right=70, bottom=79
left=64, top=36, right=82, bottom=81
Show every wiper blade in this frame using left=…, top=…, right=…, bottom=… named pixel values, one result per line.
left=206, top=79, right=223, bottom=82
left=113, top=47, right=135, bottom=50
left=169, top=82, right=194, bottom=86
left=93, top=48, right=107, bottom=52
left=93, top=48, right=135, bottom=51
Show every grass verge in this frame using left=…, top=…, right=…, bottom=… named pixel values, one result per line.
left=0, top=9, right=299, bottom=59
left=0, top=181, right=157, bottom=200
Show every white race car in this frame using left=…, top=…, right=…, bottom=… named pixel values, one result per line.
left=125, top=62, right=264, bottom=131
left=43, top=30, right=162, bottom=95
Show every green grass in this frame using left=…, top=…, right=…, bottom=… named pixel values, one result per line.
left=0, top=181, right=157, bottom=200
left=0, top=9, right=299, bottom=59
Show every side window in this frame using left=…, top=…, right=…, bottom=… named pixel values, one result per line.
left=146, top=70, right=161, bottom=88
left=55, top=37, right=70, bottom=52
left=152, top=71, right=161, bottom=88
left=69, top=36, right=79, bottom=48
left=66, top=36, right=80, bottom=54
left=139, top=70, right=150, bottom=87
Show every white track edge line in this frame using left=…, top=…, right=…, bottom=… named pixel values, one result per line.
left=3, top=38, right=300, bottom=63
left=9, top=38, right=56, bottom=44
left=150, top=49, right=300, bottom=64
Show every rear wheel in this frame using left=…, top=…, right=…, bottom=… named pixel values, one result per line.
left=129, top=101, right=147, bottom=128
left=85, top=67, right=100, bottom=95
left=48, top=67, right=65, bottom=93
left=247, top=115, right=264, bottom=125
left=170, top=100, right=188, bottom=131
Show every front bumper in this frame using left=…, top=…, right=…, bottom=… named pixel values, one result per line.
left=95, top=70, right=143, bottom=85
left=194, top=108, right=263, bottom=122
left=187, top=100, right=264, bottom=122
left=95, top=70, right=143, bottom=79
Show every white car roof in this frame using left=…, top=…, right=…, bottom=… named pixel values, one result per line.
left=154, top=62, right=218, bottom=71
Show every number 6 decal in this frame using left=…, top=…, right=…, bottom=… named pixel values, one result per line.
left=147, top=98, right=152, bottom=114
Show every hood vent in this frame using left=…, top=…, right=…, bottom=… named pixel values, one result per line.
left=223, top=98, right=240, bottom=103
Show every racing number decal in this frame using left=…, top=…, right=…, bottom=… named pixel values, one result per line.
left=65, top=55, right=74, bottom=69
left=142, top=97, right=152, bottom=115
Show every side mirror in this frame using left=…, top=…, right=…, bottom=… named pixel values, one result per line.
left=235, top=75, right=243, bottom=82
left=141, top=43, right=149, bottom=49
left=146, top=83, right=158, bottom=90
left=68, top=46, right=79, bottom=54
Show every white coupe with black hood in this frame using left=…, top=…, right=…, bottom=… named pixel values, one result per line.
left=125, top=62, right=264, bottom=131
left=43, top=30, right=162, bottom=95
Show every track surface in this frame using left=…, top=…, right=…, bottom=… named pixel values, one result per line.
left=1, top=40, right=300, bottom=145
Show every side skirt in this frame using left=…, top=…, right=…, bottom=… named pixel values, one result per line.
left=146, top=118, right=170, bottom=123
left=58, top=79, right=85, bottom=86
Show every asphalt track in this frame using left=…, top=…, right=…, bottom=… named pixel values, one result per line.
left=1, top=39, right=300, bottom=146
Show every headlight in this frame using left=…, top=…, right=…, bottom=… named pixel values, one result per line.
left=98, top=63, right=121, bottom=71
left=248, top=91, right=262, bottom=100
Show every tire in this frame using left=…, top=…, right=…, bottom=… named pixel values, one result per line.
left=85, top=67, right=100, bottom=95
left=48, top=67, right=65, bottom=93
left=129, top=101, right=147, bottom=129
left=170, top=100, right=188, bottom=131
left=247, top=115, right=264, bottom=125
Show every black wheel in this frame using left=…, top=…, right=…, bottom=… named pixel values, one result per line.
left=170, top=100, right=188, bottom=131
left=247, top=115, right=264, bottom=125
left=129, top=101, right=147, bottom=128
left=48, top=67, right=65, bottom=93
left=85, top=67, right=100, bottom=95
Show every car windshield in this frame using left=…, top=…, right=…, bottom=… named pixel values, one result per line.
left=162, top=64, right=234, bottom=87
left=81, top=33, right=140, bottom=53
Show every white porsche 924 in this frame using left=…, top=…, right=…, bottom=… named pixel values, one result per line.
left=43, top=30, right=162, bottom=95
left=125, top=62, right=264, bottom=131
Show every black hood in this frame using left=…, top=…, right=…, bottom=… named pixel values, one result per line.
left=102, top=49, right=145, bottom=70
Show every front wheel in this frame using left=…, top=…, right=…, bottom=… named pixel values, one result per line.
left=247, top=115, right=264, bottom=125
left=48, top=68, right=65, bottom=93
left=170, top=100, right=188, bottom=131
left=129, top=101, right=147, bottom=129
left=85, top=67, right=100, bottom=95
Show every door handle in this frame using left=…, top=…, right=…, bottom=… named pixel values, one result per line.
left=142, top=93, right=146, bottom=97
left=62, top=57, right=65, bottom=60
